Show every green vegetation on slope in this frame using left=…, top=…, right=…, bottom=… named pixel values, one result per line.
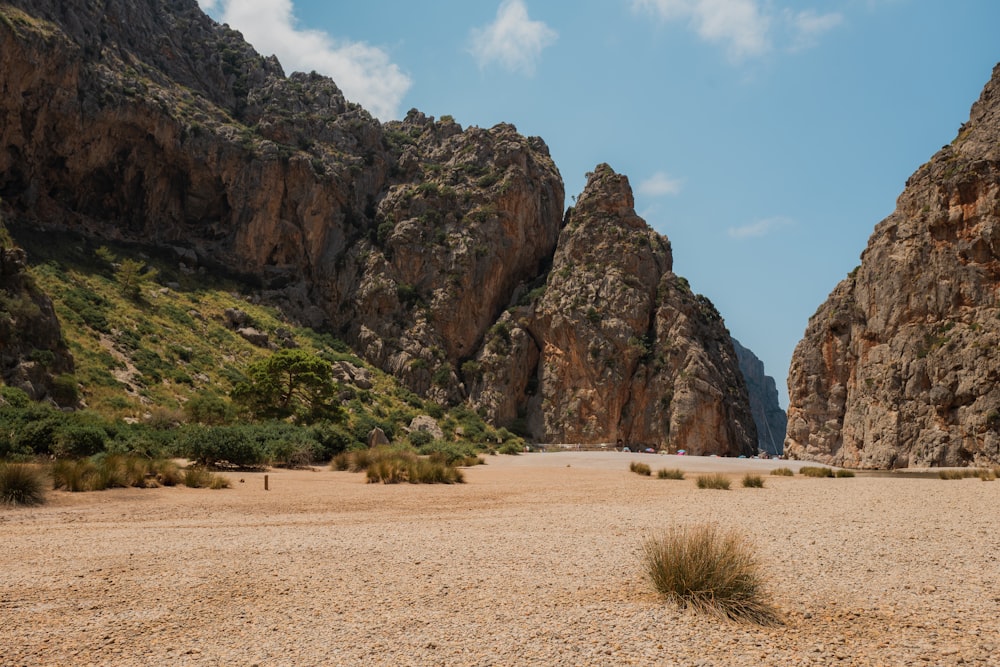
left=1, top=225, right=524, bottom=469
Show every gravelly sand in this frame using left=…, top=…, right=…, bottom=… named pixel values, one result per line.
left=2, top=452, right=998, bottom=666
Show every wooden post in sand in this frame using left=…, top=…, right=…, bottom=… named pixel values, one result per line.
left=264, top=474, right=269, bottom=491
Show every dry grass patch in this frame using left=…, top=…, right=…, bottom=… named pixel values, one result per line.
left=799, top=466, right=834, bottom=478
left=770, top=467, right=794, bottom=476
left=334, top=447, right=465, bottom=484
left=657, top=468, right=685, bottom=480
left=629, top=461, right=652, bottom=476
left=642, top=523, right=780, bottom=625
left=696, top=473, right=731, bottom=490
left=741, top=474, right=765, bottom=488
left=0, top=462, right=46, bottom=506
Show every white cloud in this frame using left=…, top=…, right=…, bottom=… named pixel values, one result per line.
left=637, top=171, right=683, bottom=197
left=728, top=216, right=794, bottom=239
left=632, top=1, right=843, bottom=61
left=787, top=9, right=843, bottom=52
left=196, top=0, right=411, bottom=120
left=632, top=0, right=771, bottom=61
left=469, top=0, right=558, bottom=75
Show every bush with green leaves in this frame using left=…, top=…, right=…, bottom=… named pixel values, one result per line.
left=231, top=348, right=343, bottom=422
left=179, top=425, right=267, bottom=468
left=0, top=462, right=46, bottom=505
left=643, top=523, right=779, bottom=625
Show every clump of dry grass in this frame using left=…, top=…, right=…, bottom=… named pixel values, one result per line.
left=0, top=462, right=47, bottom=506
left=696, top=473, right=731, bottom=490
left=629, top=461, right=652, bottom=476
left=799, top=466, right=834, bottom=478
left=335, top=447, right=465, bottom=484
left=657, top=468, right=685, bottom=480
left=835, top=469, right=856, bottom=478
left=741, top=474, right=765, bottom=488
left=770, top=467, right=794, bottom=476
left=642, top=524, right=780, bottom=625
left=939, top=467, right=997, bottom=481
left=183, top=466, right=231, bottom=489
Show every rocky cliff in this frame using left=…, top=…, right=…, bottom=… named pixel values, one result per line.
left=0, top=221, right=73, bottom=402
left=732, top=339, right=786, bottom=455
left=469, top=166, right=756, bottom=454
left=0, top=0, right=755, bottom=453
left=786, top=64, right=1000, bottom=468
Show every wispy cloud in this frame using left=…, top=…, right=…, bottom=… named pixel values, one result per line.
left=637, top=171, right=683, bottom=197
left=728, top=216, right=794, bottom=239
left=196, top=0, right=411, bottom=120
left=631, top=0, right=843, bottom=61
left=469, top=0, right=558, bottom=75
left=632, top=0, right=771, bottom=61
left=786, top=9, right=844, bottom=52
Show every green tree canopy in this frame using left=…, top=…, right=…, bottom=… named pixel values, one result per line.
left=231, top=349, right=342, bottom=422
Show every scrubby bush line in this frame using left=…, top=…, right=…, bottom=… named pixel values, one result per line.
left=333, top=447, right=465, bottom=484
left=643, top=523, right=780, bottom=625
left=938, top=467, right=999, bottom=481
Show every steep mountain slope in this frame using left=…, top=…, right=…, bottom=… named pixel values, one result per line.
left=732, top=339, right=786, bottom=456
left=0, top=0, right=756, bottom=454
left=786, top=64, right=1000, bottom=468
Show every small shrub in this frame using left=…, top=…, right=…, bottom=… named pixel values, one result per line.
left=630, top=461, right=652, bottom=476
left=498, top=441, right=523, bottom=455
left=741, top=474, right=765, bottom=488
left=770, top=467, right=794, bottom=476
left=51, top=459, right=98, bottom=492
left=799, top=466, right=834, bottom=478
left=183, top=466, right=230, bottom=489
left=696, top=474, right=731, bottom=490
left=0, top=462, right=46, bottom=506
left=657, top=468, right=685, bottom=480
left=835, top=469, right=856, bottom=478
left=642, top=524, right=779, bottom=624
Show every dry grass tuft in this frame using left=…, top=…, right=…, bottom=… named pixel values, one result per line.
left=643, top=523, right=780, bottom=625
left=657, top=468, right=685, bottom=480
left=0, top=462, right=47, bottom=506
left=696, top=473, right=731, bottom=490
left=741, top=474, right=765, bottom=488
left=629, top=461, right=652, bottom=476
left=770, top=467, right=794, bottom=476
left=799, top=466, right=834, bottom=478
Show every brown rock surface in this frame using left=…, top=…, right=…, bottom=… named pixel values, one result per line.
left=0, top=0, right=754, bottom=453
left=471, top=166, right=756, bottom=455
left=787, top=63, right=1000, bottom=468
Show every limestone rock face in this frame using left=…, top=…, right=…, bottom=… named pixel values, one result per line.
left=470, top=166, right=757, bottom=455
left=732, top=339, right=786, bottom=455
left=0, top=0, right=756, bottom=454
left=786, top=64, right=1000, bottom=468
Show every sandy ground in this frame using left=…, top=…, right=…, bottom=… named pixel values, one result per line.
left=2, top=452, right=998, bottom=666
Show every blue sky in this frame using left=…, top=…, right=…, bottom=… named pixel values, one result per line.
left=196, top=0, right=1000, bottom=407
